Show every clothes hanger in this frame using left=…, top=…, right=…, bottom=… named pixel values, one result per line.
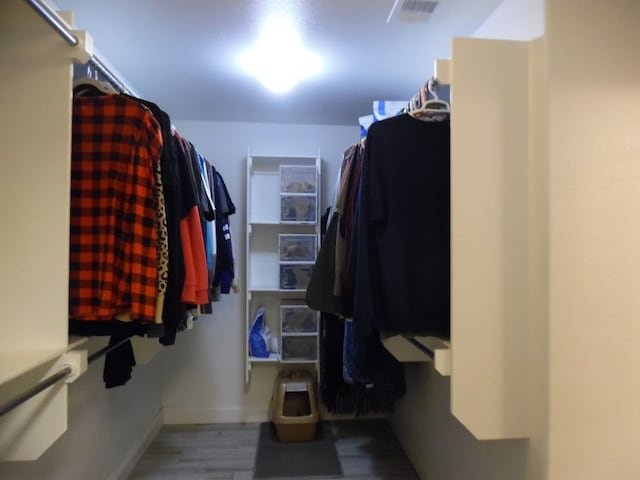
left=72, top=76, right=119, bottom=96
left=409, top=77, right=450, bottom=120
left=420, top=81, right=429, bottom=105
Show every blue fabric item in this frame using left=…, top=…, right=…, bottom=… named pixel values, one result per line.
left=372, top=100, right=406, bottom=121
left=342, top=319, right=373, bottom=388
left=342, top=320, right=353, bottom=384
left=212, top=170, right=236, bottom=294
left=220, top=221, right=234, bottom=294
left=249, top=307, right=269, bottom=358
left=358, top=114, right=374, bottom=139
left=198, top=154, right=215, bottom=273
left=207, top=220, right=215, bottom=274
left=353, top=172, right=375, bottom=337
left=343, top=321, right=406, bottom=400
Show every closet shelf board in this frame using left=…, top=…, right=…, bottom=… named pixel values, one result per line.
left=249, top=353, right=280, bottom=363
left=250, top=153, right=319, bottom=161
left=249, top=221, right=317, bottom=226
left=248, top=288, right=308, bottom=294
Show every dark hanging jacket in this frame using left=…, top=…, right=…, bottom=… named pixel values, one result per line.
left=353, top=114, right=451, bottom=339
left=211, top=167, right=236, bottom=294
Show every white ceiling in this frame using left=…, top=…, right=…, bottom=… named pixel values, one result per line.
left=53, top=0, right=502, bottom=125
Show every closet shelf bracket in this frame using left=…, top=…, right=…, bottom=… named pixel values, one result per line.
left=60, top=349, right=88, bottom=384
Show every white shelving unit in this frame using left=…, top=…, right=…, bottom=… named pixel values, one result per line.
left=245, top=152, right=321, bottom=383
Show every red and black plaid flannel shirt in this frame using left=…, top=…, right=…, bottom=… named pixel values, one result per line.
left=69, top=95, right=162, bottom=323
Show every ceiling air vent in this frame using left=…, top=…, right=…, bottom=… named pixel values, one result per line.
left=386, top=0, right=441, bottom=23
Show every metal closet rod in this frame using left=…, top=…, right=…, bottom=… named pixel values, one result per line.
left=24, top=0, right=78, bottom=46
left=0, top=366, right=73, bottom=418
left=89, top=55, right=131, bottom=95
left=87, top=336, right=132, bottom=364
left=406, top=337, right=435, bottom=361
left=23, top=0, right=132, bottom=94
left=0, top=336, right=132, bottom=419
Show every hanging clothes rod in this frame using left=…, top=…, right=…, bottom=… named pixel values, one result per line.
left=24, top=0, right=79, bottom=46
left=407, top=337, right=435, bottom=361
left=23, top=0, right=134, bottom=94
left=83, top=55, right=132, bottom=95
left=0, top=366, right=73, bottom=418
left=0, top=336, right=132, bottom=419
left=87, top=336, right=132, bottom=364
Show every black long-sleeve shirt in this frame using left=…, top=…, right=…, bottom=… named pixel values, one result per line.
left=354, top=114, right=450, bottom=339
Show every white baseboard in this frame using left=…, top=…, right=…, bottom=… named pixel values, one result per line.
left=163, top=406, right=270, bottom=424
left=109, top=408, right=163, bottom=480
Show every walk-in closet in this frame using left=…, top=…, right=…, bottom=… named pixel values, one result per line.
left=1, top=0, right=639, bottom=479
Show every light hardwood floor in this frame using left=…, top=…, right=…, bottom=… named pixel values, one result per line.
left=128, top=419, right=421, bottom=480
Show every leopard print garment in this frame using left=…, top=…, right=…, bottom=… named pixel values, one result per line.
left=153, top=156, right=169, bottom=324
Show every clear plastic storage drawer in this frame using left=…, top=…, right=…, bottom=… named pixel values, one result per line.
left=280, top=195, right=317, bottom=223
left=280, top=165, right=317, bottom=194
left=280, top=264, right=313, bottom=290
left=279, top=234, right=317, bottom=262
left=281, top=336, right=318, bottom=362
left=281, top=305, right=318, bottom=333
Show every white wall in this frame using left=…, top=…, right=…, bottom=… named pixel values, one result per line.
left=546, top=1, right=640, bottom=478
left=394, top=364, right=528, bottom=480
left=473, top=0, right=544, bottom=40
left=0, top=338, right=165, bottom=480
left=161, top=120, right=359, bottom=423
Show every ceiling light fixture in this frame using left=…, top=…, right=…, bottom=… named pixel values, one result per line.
left=238, top=15, right=322, bottom=94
